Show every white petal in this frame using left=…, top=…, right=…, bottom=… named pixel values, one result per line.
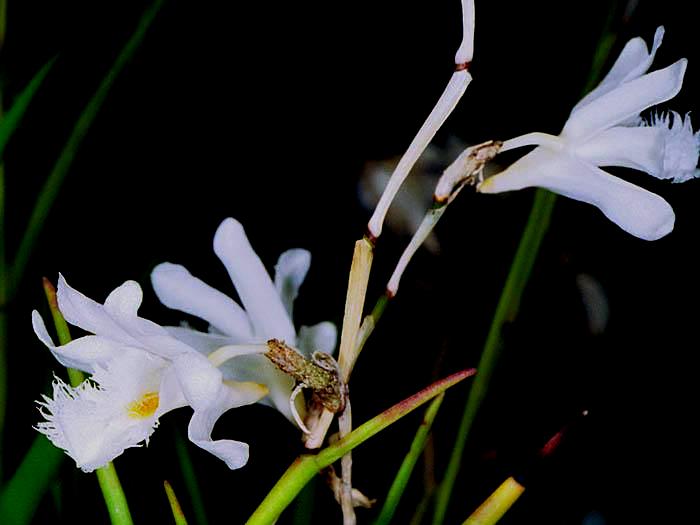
left=172, top=353, right=223, bottom=412
left=103, top=281, right=172, bottom=342
left=572, top=27, right=664, bottom=113
left=187, top=381, right=267, bottom=469
left=480, top=148, right=674, bottom=240
left=104, top=280, right=143, bottom=319
left=57, top=275, right=141, bottom=346
left=297, top=322, right=337, bottom=357
left=563, top=59, right=687, bottom=142
left=274, top=249, right=311, bottom=318
left=213, top=218, right=295, bottom=343
left=36, top=350, right=168, bottom=472
left=645, top=111, right=700, bottom=182
left=151, top=263, right=254, bottom=341
left=573, top=126, right=664, bottom=176
left=32, top=311, right=121, bottom=372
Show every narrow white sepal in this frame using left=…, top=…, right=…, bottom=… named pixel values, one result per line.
left=213, top=218, right=296, bottom=343
left=151, top=262, right=254, bottom=341
left=274, top=249, right=311, bottom=318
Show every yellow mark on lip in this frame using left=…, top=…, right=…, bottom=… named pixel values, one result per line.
left=127, top=392, right=159, bottom=418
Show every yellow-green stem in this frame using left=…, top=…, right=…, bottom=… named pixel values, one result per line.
left=461, top=477, right=525, bottom=525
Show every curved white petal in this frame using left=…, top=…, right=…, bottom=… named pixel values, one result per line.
left=274, top=249, right=311, bottom=318
left=481, top=148, right=674, bottom=240
left=57, top=275, right=141, bottom=347
left=32, top=311, right=122, bottom=372
left=187, top=381, right=267, bottom=469
left=583, top=171, right=675, bottom=240
left=297, top=322, right=337, bottom=357
left=151, top=263, right=254, bottom=341
left=572, top=27, right=664, bottom=113
left=172, top=353, right=223, bottom=412
left=104, top=280, right=143, bottom=319
left=563, top=59, right=687, bottom=142
left=574, top=126, right=664, bottom=176
left=213, top=218, right=295, bottom=343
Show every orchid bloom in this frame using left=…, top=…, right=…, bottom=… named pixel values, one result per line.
left=151, top=217, right=337, bottom=423
left=33, top=276, right=267, bottom=472
left=479, top=27, right=700, bottom=240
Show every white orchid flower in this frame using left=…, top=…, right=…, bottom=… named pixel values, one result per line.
left=479, top=27, right=700, bottom=241
left=151, top=217, right=337, bottom=423
left=33, top=276, right=268, bottom=472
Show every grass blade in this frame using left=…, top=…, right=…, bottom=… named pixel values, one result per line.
left=0, top=435, right=64, bottom=525
left=373, top=393, right=445, bottom=525
left=0, top=59, right=55, bottom=161
left=164, top=480, right=189, bottom=525
left=9, top=0, right=166, bottom=295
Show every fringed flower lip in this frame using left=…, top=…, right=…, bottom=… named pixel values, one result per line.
left=479, top=27, right=699, bottom=241
left=33, top=276, right=268, bottom=472
left=151, top=217, right=337, bottom=424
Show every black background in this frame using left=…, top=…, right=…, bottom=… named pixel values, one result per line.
left=1, top=0, right=698, bottom=523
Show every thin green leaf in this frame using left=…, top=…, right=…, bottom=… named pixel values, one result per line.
left=245, top=368, right=476, bottom=525
left=0, top=59, right=55, bottom=160
left=373, top=393, right=445, bottom=525
left=174, top=428, right=210, bottom=525
left=164, top=481, right=189, bottom=525
left=0, top=435, right=64, bottom=525
left=9, top=0, right=166, bottom=295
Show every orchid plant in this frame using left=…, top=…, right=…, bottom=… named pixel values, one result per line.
left=0, top=1, right=698, bottom=525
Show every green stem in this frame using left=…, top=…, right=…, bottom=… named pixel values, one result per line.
left=432, top=6, right=620, bottom=521
left=432, top=190, right=555, bottom=525
left=95, top=465, right=134, bottom=525
left=373, top=393, right=445, bottom=525
left=9, top=0, right=165, bottom=295
left=246, top=369, right=475, bottom=525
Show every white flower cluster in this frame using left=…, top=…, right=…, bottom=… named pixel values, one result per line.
left=34, top=218, right=336, bottom=472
